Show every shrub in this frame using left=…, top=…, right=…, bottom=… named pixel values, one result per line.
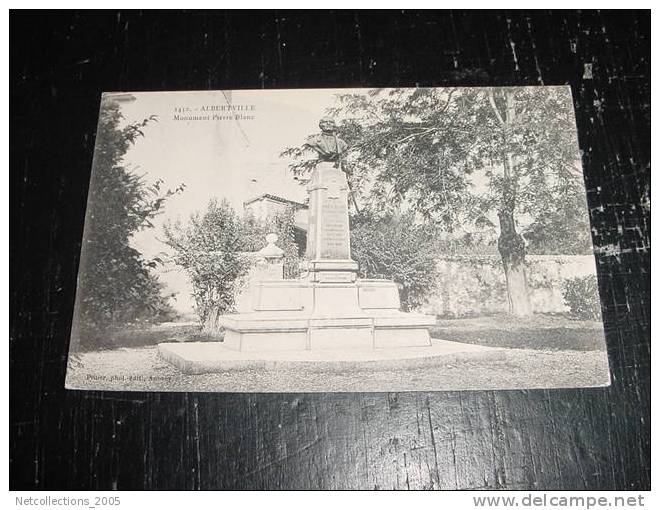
left=164, top=199, right=254, bottom=322
left=350, top=210, right=438, bottom=311
left=562, top=275, right=602, bottom=320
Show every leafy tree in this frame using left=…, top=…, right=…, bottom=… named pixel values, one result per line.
left=73, top=97, right=182, bottom=348
left=350, top=209, right=438, bottom=311
left=284, top=87, right=586, bottom=316
left=165, top=200, right=305, bottom=323
left=164, top=199, right=253, bottom=322
left=470, top=87, right=582, bottom=315
left=523, top=185, right=592, bottom=255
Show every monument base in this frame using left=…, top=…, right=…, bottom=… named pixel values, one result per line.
left=157, top=339, right=504, bottom=375
left=198, top=278, right=435, bottom=353
left=218, top=312, right=434, bottom=352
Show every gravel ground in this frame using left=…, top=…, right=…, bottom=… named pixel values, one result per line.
left=66, top=345, right=610, bottom=393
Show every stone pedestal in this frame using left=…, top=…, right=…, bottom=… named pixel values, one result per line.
left=160, top=161, right=436, bottom=366
left=214, top=278, right=435, bottom=352
left=306, top=162, right=358, bottom=282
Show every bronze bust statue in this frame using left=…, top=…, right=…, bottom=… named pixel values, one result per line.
left=304, top=116, right=347, bottom=167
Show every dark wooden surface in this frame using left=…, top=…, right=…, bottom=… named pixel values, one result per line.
left=10, top=10, right=650, bottom=490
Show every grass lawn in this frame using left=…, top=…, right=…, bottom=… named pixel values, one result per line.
left=74, top=321, right=203, bottom=352
left=430, top=313, right=605, bottom=351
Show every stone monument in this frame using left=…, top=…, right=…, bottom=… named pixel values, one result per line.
left=159, top=117, right=436, bottom=371
left=303, top=117, right=358, bottom=283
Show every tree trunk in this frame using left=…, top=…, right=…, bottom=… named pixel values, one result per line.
left=497, top=209, right=532, bottom=316
left=489, top=88, right=533, bottom=317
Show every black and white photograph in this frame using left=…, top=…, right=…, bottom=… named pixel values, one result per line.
left=65, top=86, right=610, bottom=392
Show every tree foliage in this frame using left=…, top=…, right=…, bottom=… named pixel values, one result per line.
left=350, top=210, right=438, bottom=311
left=523, top=185, right=592, bottom=255
left=163, top=199, right=251, bottom=322
left=284, top=87, right=588, bottom=248
left=74, top=98, right=182, bottom=348
left=562, top=275, right=602, bottom=321
left=74, top=99, right=183, bottom=348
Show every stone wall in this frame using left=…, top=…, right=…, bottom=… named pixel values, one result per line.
left=420, top=255, right=599, bottom=317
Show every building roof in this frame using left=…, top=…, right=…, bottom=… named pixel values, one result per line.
left=243, top=193, right=308, bottom=209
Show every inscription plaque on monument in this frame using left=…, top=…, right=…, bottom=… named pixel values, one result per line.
left=318, top=170, right=350, bottom=259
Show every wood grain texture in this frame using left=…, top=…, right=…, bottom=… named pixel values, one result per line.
left=10, top=10, right=650, bottom=490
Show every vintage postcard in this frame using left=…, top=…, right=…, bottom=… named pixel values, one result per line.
left=65, top=87, right=610, bottom=392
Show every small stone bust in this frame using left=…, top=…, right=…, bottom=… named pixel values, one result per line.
left=304, top=116, right=347, bottom=165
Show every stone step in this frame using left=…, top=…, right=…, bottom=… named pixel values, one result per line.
left=157, top=339, right=506, bottom=375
